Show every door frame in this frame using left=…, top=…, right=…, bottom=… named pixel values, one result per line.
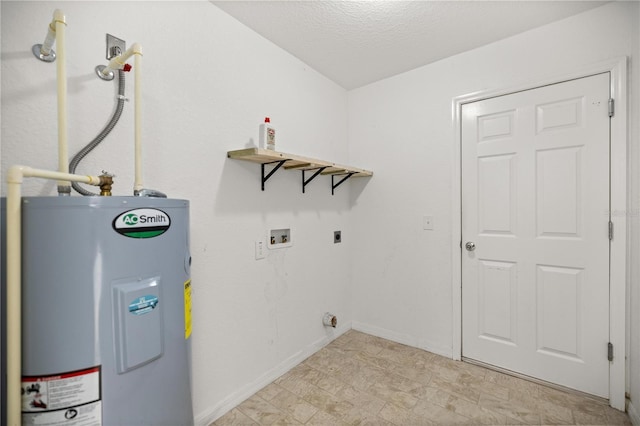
left=451, top=57, right=628, bottom=410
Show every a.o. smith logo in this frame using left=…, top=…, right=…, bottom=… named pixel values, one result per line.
left=113, top=208, right=171, bottom=238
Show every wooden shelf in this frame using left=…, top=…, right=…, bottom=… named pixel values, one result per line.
left=227, top=148, right=373, bottom=194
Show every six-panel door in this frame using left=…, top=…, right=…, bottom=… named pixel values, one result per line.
left=461, top=73, right=611, bottom=397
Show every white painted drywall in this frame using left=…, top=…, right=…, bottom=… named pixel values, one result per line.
left=3, top=1, right=639, bottom=423
left=347, top=0, right=639, bottom=412
left=1, top=1, right=352, bottom=423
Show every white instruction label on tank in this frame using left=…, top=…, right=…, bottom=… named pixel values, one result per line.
left=22, top=366, right=102, bottom=425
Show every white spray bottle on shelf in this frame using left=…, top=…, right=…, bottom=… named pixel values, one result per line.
left=259, top=117, right=276, bottom=150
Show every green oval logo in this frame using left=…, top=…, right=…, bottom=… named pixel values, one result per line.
left=113, top=208, right=171, bottom=238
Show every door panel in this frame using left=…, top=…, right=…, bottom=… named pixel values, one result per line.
left=478, top=154, right=517, bottom=235
left=536, top=147, right=582, bottom=238
left=462, top=73, right=610, bottom=397
left=478, top=259, right=518, bottom=345
left=536, top=265, right=582, bottom=359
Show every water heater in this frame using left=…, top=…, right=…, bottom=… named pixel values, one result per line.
left=2, top=196, right=193, bottom=425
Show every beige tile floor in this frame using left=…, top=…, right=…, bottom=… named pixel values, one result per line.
left=213, top=330, right=631, bottom=425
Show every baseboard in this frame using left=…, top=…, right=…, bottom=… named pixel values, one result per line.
left=629, top=400, right=640, bottom=426
left=351, top=321, right=453, bottom=359
left=194, top=321, right=352, bottom=426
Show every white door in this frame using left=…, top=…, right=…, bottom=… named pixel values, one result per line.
left=461, top=73, right=611, bottom=397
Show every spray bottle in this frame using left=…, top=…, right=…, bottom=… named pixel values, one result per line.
left=259, top=117, right=276, bottom=150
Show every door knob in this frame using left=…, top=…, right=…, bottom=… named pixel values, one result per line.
left=465, top=241, right=476, bottom=251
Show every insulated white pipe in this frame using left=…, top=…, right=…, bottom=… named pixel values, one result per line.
left=39, top=22, right=56, bottom=57
left=99, top=43, right=141, bottom=78
left=133, top=44, right=143, bottom=193
left=53, top=10, right=70, bottom=194
left=96, top=42, right=145, bottom=193
left=6, top=166, right=103, bottom=426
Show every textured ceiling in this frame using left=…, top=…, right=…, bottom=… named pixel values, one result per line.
left=212, top=1, right=609, bottom=89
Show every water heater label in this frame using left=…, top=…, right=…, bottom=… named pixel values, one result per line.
left=113, top=208, right=171, bottom=238
left=129, top=295, right=159, bottom=315
left=184, top=279, right=192, bottom=339
left=22, top=366, right=102, bottom=425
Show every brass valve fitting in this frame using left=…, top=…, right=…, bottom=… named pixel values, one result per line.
left=99, top=173, right=114, bottom=196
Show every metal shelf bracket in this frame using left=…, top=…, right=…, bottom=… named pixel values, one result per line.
left=301, top=167, right=328, bottom=193
left=261, top=160, right=288, bottom=191
left=331, top=172, right=356, bottom=195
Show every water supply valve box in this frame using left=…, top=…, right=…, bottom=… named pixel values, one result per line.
left=268, top=228, right=292, bottom=249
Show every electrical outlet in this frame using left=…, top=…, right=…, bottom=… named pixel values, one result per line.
left=334, top=231, right=342, bottom=244
left=423, top=216, right=434, bottom=230
left=255, top=241, right=266, bottom=260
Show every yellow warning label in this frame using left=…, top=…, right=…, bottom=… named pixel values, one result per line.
left=184, top=279, right=192, bottom=339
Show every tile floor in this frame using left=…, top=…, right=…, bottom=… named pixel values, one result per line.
left=213, top=330, right=631, bottom=425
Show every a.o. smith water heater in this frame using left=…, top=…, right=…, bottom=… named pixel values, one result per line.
left=2, top=196, right=193, bottom=425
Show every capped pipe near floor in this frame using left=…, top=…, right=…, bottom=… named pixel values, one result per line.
left=323, top=312, right=337, bottom=328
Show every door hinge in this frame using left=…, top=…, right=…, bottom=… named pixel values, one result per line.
left=609, top=221, right=614, bottom=240
left=608, top=99, right=615, bottom=117
left=608, top=342, right=614, bottom=362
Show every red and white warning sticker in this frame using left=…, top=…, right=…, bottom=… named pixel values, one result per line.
left=22, top=366, right=102, bottom=426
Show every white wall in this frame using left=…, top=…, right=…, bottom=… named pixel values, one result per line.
left=347, top=0, right=639, bottom=417
left=3, top=1, right=639, bottom=423
left=1, top=2, right=352, bottom=423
